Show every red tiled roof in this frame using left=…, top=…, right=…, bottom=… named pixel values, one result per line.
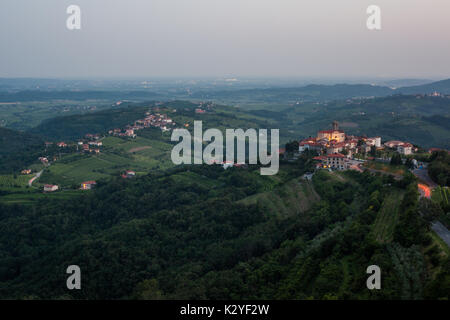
left=326, top=153, right=345, bottom=158
left=400, top=143, right=413, bottom=147
left=82, top=181, right=96, bottom=185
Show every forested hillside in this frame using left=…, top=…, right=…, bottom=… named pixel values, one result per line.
left=0, top=127, right=44, bottom=173
left=0, top=159, right=447, bottom=300
left=28, top=104, right=150, bottom=140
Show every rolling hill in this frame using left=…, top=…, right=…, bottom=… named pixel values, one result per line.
left=190, top=78, right=450, bottom=104
left=0, top=127, right=44, bottom=173
left=28, top=104, right=150, bottom=140
left=398, top=79, right=450, bottom=95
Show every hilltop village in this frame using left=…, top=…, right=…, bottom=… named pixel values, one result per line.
left=297, top=121, right=424, bottom=171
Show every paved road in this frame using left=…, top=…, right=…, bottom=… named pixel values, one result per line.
left=413, top=168, right=438, bottom=188
left=418, top=183, right=431, bottom=198
left=28, top=170, right=43, bottom=187
left=432, top=221, right=450, bottom=247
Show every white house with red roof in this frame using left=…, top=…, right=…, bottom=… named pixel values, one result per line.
left=397, top=142, right=413, bottom=155
left=313, top=153, right=347, bottom=170
left=44, top=184, right=59, bottom=192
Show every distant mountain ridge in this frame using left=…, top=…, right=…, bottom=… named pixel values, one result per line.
left=191, top=78, right=450, bottom=102
left=397, top=78, right=450, bottom=94
left=0, top=78, right=449, bottom=104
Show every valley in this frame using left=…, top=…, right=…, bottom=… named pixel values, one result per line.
left=0, top=80, right=448, bottom=300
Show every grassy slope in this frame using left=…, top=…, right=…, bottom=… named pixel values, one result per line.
left=38, top=135, right=173, bottom=187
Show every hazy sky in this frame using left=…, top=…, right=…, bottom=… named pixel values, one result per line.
left=0, top=0, right=449, bottom=79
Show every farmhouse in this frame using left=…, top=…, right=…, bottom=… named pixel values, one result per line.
left=38, top=157, right=49, bottom=164
left=81, top=181, right=97, bottom=190
left=122, top=170, right=136, bottom=179
left=44, top=184, right=59, bottom=192
left=397, top=143, right=413, bottom=155
left=21, top=169, right=32, bottom=175
left=365, top=137, right=381, bottom=147
left=384, top=140, right=413, bottom=155
left=299, top=139, right=322, bottom=152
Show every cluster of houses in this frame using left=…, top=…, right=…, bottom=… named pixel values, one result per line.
left=195, top=102, right=215, bottom=114
left=298, top=121, right=417, bottom=170
left=415, top=91, right=449, bottom=98
left=205, top=159, right=247, bottom=170
left=44, top=135, right=103, bottom=155
left=43, top=181, right=97, bottom=193
left=77, top=136, right=103, bottom=154
left=108, top=111, right=177, bottom=137
left=104, top=102, right=216, bottom=140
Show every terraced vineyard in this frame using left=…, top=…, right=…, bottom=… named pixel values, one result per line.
left=432, top=186, right=449, bottom=205
left=239, top=177, right=320, bottom=217
left=372, top=189, right=405, bottom=243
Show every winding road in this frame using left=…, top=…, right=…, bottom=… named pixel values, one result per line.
left=413, top=169, right=450, bottom=248
left=28, top=170, right=43, bottom=187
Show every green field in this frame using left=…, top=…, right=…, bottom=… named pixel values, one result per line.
left=0, top=190, right=85, bottom=205
left=39, top=135, right=174, bottom=187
